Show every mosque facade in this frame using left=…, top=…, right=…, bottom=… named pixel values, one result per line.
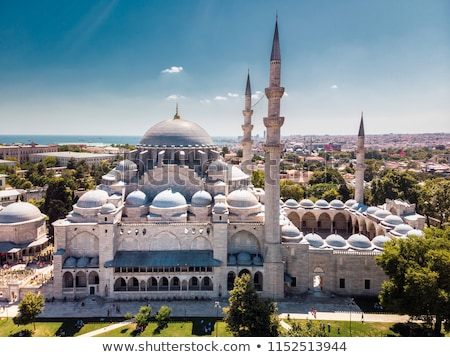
left=1, top=19, right=425, bottom=303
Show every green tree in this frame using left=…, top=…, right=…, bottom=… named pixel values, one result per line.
left=417, top=178, right=450, bottom=228
left=280, top=180, right=304, bottom=201
left=16, top=292, right=45, bottom=331
left=154, top=305, right=172, bottom=331
left=223, top=273, right=279, bottom=337
left=376, top=227, right=450, bottom=336
left=370, top=169, right=419, bottom=205
left=251, top=170, right=265, bottom=189
left=134, top=306, right=152, bottom=332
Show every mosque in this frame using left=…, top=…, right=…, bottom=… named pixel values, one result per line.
left=1, top=19, right=425, bottom=303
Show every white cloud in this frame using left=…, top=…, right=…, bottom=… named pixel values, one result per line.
left=330, top=84, right=339, bottom=89
left=252, top=91, right=263, bottom=100
left=166, top=94, right=185, bottom=100
left=161, top=66, right=184, bottom=74
left=214, top=96, right=227, bottom=101
left=200, top=99, right=211, bottom=104
left=227, top=92, right=239, bottom=97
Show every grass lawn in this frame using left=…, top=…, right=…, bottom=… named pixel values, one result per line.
left=1, top=316, right=448, bottom=337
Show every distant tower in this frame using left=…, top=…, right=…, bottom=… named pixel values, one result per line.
left=263, top=18, right=285, bottom=299
left=354, top=112, right=366, bottom=204
left=241, top=71, right=254, bottom=175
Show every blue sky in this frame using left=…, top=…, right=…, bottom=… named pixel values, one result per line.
left=0, top=0, right=449, bottom=137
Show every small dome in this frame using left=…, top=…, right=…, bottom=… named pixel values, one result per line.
left=100, top=203, right=116, bottom=214
left=372, top=235, right=391, bottom=248
left=407, top=229, right=424, bottom=237
left=325, top=233, right=347, bottom=248
left=330, top=199, right=345, bottom=209
left=304, top=233, right=325, bottom=248
left=344, top=199, right=357, bottom=208
left=126, top=190, right=147, bottom=207
left=0, top=202, right=43, bottom=223
left=116, top=159, right=137, bottom=171
left=226, top=189, right=259, bottom=208
left=252, top=255, right=263, bottom=265
left=191, top=190, right=213, bottom=207
left=236, top=252, right=252, bottom=265
left=77, top=190, right=109, bottom=208
left=64, top=256, right=77, bottom=268
left=151, top=189, right=187, bottom=208
left=299, top=199, right=315, bottom=209
left=76, top=256, right=90, bottom=268
left=391, top=223, right=414, bottom=236
left=213, top=202, right=228, bottom=214
left=228, top=254, right=237, bottom=265
left=315, top=199, right=330, bottom=209
left=348, top=233, right=372, bottom=249
left=366, top=206, right=379, bottom=215
left=281, top=223, right=301, bottom=238
left=374, top=209, right=391, bottom=219
left=284, top=199, right=299, bottom=208
left=208, top=160, right=228, bottom=172
left=382, top=214, right=404, bottom=227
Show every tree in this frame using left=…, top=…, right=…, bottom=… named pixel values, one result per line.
left=376, top=227, right=450, bottom=336
left=134, top=306, right=152, bottom=332
left=154, top=305, right=172, bottom=331
left=417, top=178, right=450, bottom=228
left=280, top=179, right=304, bottom=201
left=16, top=292, right=45, bottom=331
left=251, top=170, right=265, bottom=189
left=223, top=273, right=279, bottom=337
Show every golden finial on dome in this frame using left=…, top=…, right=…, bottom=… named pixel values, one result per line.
left=173, top=103, right=181, bottom=119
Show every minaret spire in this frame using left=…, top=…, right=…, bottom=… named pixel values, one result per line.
left=355, top=111, right=366, bottom=204
left=262, top=16, right=285, bottom=299
left=241, top=70, right=254, bottom=175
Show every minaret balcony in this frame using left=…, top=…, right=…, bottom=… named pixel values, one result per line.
left=263, top=143, right=284, bottom=154
left=265, top=87, right=285, bottom=99
left=263, top=116, right=285, bottom=128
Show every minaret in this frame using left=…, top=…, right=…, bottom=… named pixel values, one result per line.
left=263, top=18, right=285, bottom=299
left=241, top=71, right=254, bottom=175
left=354, top=112, right=366, bottom=204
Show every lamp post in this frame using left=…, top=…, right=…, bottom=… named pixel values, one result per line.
left=214, top=301, right=221, bottom=337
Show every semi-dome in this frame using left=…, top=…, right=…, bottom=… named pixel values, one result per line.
left=139, top=116, right=214, bottom=147
left=348, top=233, right=372, bottom=249
left=226, top=189, right=259, bottom=208
left=304, top=233, right=325, bottom=248
left=299, top=199, right=315, bottom=209
left=366, top=206, right=379, bottom=215
left=372, top=235, right=391, bottom=248
left=126, top=190, right=147, bottom=207
left=325, top=233, right=347, bottom=248
left=191, top=190, right=213, bottom=207
left=77, top=190, right=109, bottom=208
left=0, top=201, right=43, bottom=223
left=330, top=199, right=345, bottom=209
left=407, top=229, right=424, bottom=237
left=151, top=188, right=187, bottom=209
left=315, top=199, right=330, bottom=209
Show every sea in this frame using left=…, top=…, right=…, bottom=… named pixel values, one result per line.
left=0, top=135, right=239, bottom=147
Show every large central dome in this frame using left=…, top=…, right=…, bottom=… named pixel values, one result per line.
left=139, top=112, right=214, bottom=147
